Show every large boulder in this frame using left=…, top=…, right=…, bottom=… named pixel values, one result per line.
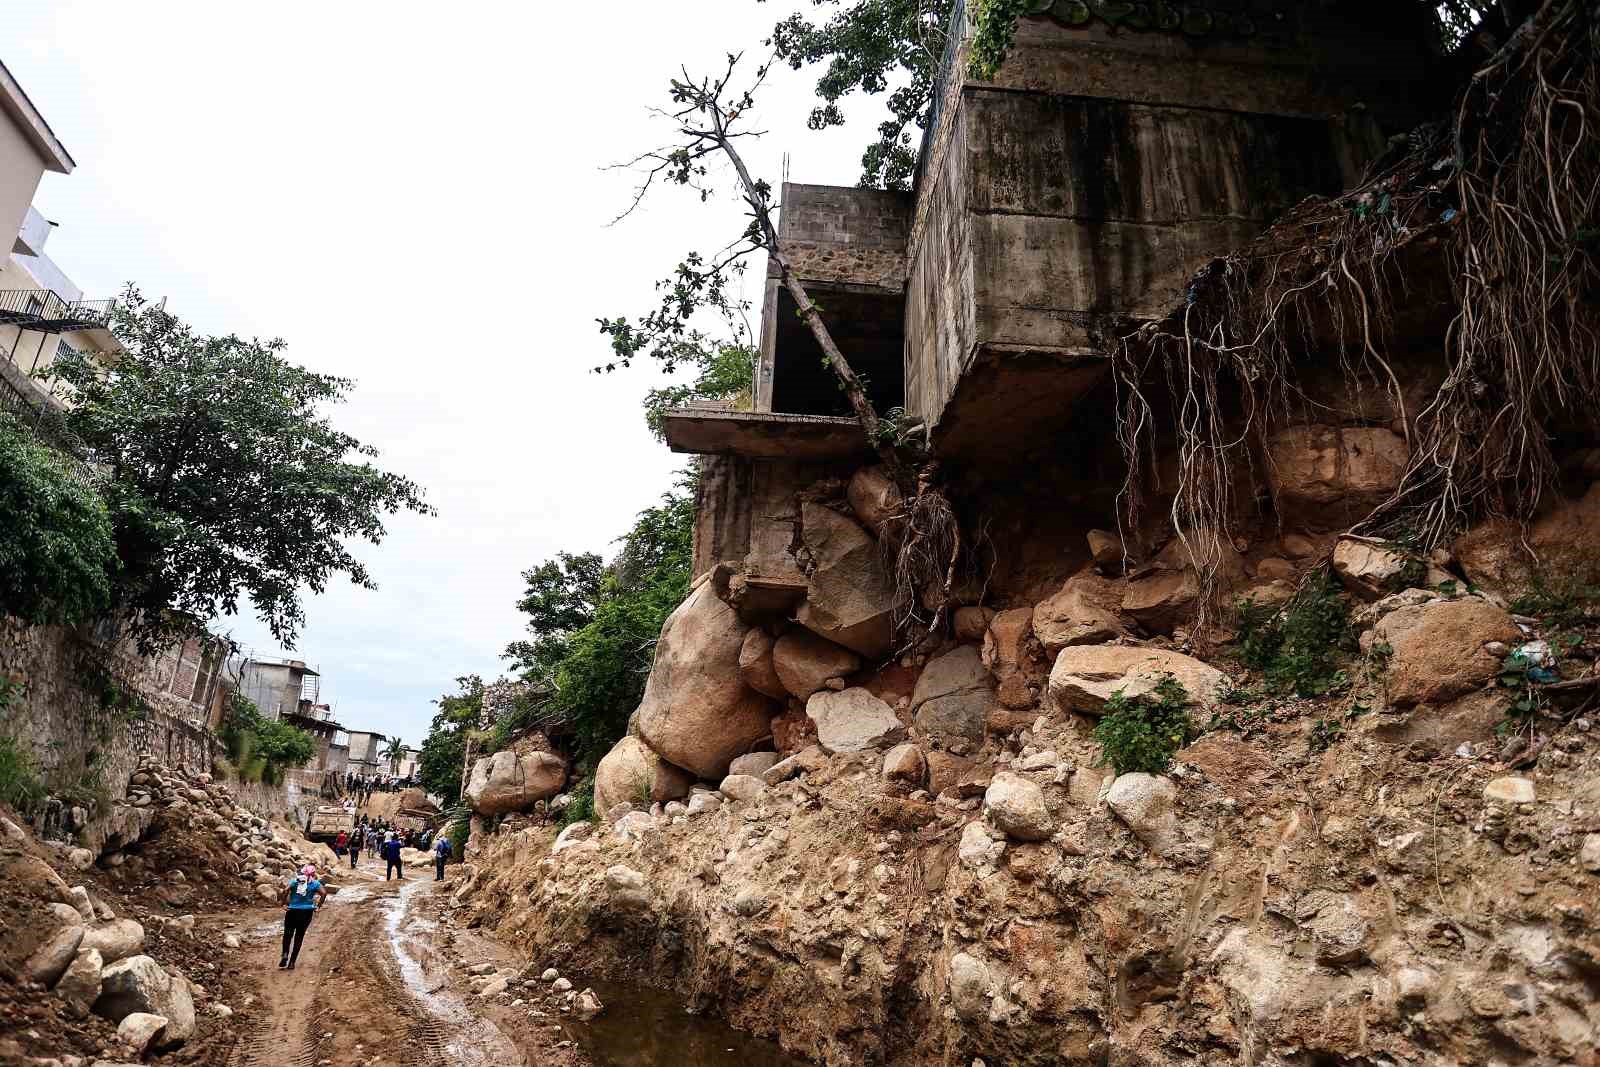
left=465, top=747, right=568, bottom=817
left=1372, top=598, right=1522, bottom=707
left=846, top=465, right=904, bottom=535
left=79, top=919, right=144, bottom=965
left=1105, top=772, right=1181, bottom=855
left=1265, top=425, right=1408, bottom=529
left=26, top=925, right=85, bottom=986
left=1332, top=537, right=1451, bottom=601
left=807, top=688, right=907, bottom=753
left=983, top=607, right=1046, bottom=709
left=94, top=956, right=196, bottom=1043
left=737, top=629, right=788, bottom=700
left=1048, top=645, right=1227, bottom=716
left=1123, top=536, right=1247, bottom=635
left=983, top=771, right=1054, bottom=842
left=592, top=736, right=694, bottom=816
left=1033, top=570, right=1127, bottom=654
left=910, top=645, right=993, bottom=742
left=773, top=630, right=862, bottom=699
left=796, top=503, right=897, bottom=658
left=55, top=948, right=103, bottom=1017
left=637, top=581, right=777, bottom=778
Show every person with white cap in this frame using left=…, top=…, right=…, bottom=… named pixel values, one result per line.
left=278, top=864, right=327, bottom=970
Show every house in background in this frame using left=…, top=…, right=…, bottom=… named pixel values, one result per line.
left=233, top=655, right=321, bottom=722
left=344, top=730, right=387, bottom=777
left=0, top=59, right=122, bottom=415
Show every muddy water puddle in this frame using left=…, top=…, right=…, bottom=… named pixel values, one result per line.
left=558, top=978, right=810, bottom=1067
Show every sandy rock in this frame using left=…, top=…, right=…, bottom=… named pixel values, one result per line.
left=982, top=607, right=1044, bottom=709
left=1454, top=482, right=1600, bottom=595
left=1580, top=834, right=1600, bottom=873
left=795, top=502, right=897, bottom=658
left=948, top=953, right=992, bottom=1021
left=959, top=820, right=1006, bottom=869
left=1236, top=579, right=1296, bottom=611
left=846, top=465, right=903, bottom=535
left=592, top=736, right=694, bottom=816
left=552, top=976, right=574, bottom=993
left=728, top=752, right=780, bottom=778
left=911, top=645, right=993, bottom=742
left=1254, top=557, right=1297, bottom=581
left=773, top=630, right=862, bottom=699
left=116, top=1012, right=169, bottom=1054
left=762, top=745, right=827, bottom=786
left=1300, top=892, right=1372, bottom=965
left=1033, top=569, right=1127, bottom=654
left=67, top=848, right=94, bottom=870
left=1281, top=533, right=1319, bottom=558
left=1373, top=598, right=1521, bottom=707
left=1087, top=529, right=1124, bottom=569
left=49, top=902, right=85, bottom=927
left=1105, top=773, right=1180, bottom=855
left=80, top=920, right=144, bottom=965
left=881, top=743, right=926, bottom=785
left=1266, top=425, right=1408, bottom=529
left=686, top=793, right=723, bottom=817
left=807, top=688, right=907, bottom=753
left=466, top=746, right=567, bottom=817
left=953, top=606, right=996, bottom=643
left=983, top=772, right=1053, bottom=842
left=26, top=925, right=85, bottom=987
left=1483, top=777, right=1536, bottom=805
left=612, top=812, right=656, bottom=841
left=0, top=815, right=25, bottom=843
left=575, top=987, right=605, bottom=1020
left=94, top=956, right=195, bottom=1043
left=68, top=886, right=96, bottom=922
left=637, top=581, right=777, bottom=778
left=737, top=629, right=788, bottom=700
left=1049, top=645, right=1226, bottom=716
left=718, top=774, right=767, bottom=802
left=54, top=948, right=103, bottom=1016
left=478, top=976, right=509, bottom=998
left=926, top=751, right=975, bottom=796
left=1332, top=537, right=1450, bottom=601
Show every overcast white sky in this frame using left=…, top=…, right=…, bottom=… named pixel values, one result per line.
left=2, top=2, right=878, bottom=746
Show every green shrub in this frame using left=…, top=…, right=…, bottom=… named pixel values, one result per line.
left=1510, top=572, right=1600, bottom=628
left=560, top=773, right=595, bottom=827
left=0, top=414, right=117, bottom=626
left=0, top=678, right=45, bottom=814
left=1092, top=674, right=1194, bottom=776
left=1236, top=570, right=1355, bottom=697
left=219, top=694, right=315, bottom=784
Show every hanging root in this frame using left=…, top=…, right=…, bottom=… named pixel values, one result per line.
left=890, top=463, right=963, bottom=649
left=1113, top=0, right=1599, bottom=601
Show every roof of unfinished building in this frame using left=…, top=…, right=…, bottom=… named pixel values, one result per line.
left=0, top=59, right=73, bottom=174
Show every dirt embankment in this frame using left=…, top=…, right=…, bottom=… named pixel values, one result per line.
left=453, top=645, right=1600, bottom=1066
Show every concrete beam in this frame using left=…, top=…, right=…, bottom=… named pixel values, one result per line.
left=661, top=407, right=873, bottom=461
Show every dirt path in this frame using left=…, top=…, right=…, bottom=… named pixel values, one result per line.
left=226, top=869, right=583, bottom=1067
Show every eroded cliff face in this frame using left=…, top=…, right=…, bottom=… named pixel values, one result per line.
left=450, top=563, right=1600, bottom=1065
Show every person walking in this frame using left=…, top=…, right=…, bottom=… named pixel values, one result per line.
left=383, top=832, right=403, bottom=881
left=279, top=865, right=326, bottom=971
left=432, top=833, right=451, bottom=882
left=333, top=829, right=348, bottom=858
left=348, top=828, right=362, bottom=868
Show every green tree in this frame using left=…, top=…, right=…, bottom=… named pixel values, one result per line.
left=51, top=286, right=433, bottom=652
left=502, top=552, right=605, bottom=681
left=767, top=0, right=955, bottom=189
left=0, top=414, right=117, bottom=626
left=381, top=736, right=406, bottom=774
left=640, top=342, right=755, bottom=441
left=417, top=676, right=482, bottom=807
left=219, top=694, right=316, bottom=785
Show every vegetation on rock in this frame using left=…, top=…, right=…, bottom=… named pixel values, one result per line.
left=0, top=414, right=117, bottom=627
left=1092, top=674, right=1193, bottom=775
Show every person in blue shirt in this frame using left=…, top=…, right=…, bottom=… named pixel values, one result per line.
left=382, top=833, right=404, bottom=881
left=433, top=833, right=452, bottom=881
left=279, top=865, right=327, bottom=970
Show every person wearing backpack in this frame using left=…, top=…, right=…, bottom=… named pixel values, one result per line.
left=383, top=832, right=404, bottom=881
left=279, top=865, right=326, bottom=970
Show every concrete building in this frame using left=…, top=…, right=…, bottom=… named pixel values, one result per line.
left=233, top=655, right=321, bottom=722
left=0, top=59, right=121, bottom=416
left=344, top=730, right=388, bottom=777
left=661, top=2, right=1435, bottom=589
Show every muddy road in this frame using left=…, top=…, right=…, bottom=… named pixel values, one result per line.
left=228, top=870, right=585, bottom=1067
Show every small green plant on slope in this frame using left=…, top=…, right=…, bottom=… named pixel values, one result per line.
left=1092, top=674, right=1193, bottom=776
left=1510, top=572, right=1600, bottom=630
left=219, top=694, right=316, bottom=786
left=1236, top=570, right=1355, bottom=697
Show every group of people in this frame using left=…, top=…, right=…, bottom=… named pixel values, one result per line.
left=343, top=771, right=415, bottom=800
left=331, top=818, right=453, bottom=882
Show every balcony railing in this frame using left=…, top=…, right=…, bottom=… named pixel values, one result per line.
left=0, top=289, right=117, bottom=333
left=912, top=0, right=968, bottom=196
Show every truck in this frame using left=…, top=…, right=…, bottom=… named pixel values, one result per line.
left=303, top=805, right=353, bottom=843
